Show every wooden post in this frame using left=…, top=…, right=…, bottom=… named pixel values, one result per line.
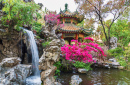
left=83, top=34, right=84, bottom=41
left=75, top=34, right=78, bottom=40
left=63, top=18, right=65, bottom=24
left=71, top=19, right=73, bottom=24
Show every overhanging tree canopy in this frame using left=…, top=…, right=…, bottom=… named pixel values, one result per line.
left=75, top=0, right=130, bottom=49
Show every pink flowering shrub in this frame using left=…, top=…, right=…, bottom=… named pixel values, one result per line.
left=45, top=13, right=64, bottom=28
left=45, top=13, right=60, bottom=25
left=84, top=37, right=94, bottom=41
left=61, top=37, right=106, bottom=63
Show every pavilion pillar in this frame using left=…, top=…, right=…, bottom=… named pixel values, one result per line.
left=63, top=18, right=65, bottom=24
left=71, top=19, right=73, bottom=24
left=75, top=34, right=78, bottom=40
left=83, top=34, right=84, bottom=41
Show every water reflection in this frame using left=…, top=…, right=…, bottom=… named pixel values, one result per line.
left=57, top=68, right=130, bottom=85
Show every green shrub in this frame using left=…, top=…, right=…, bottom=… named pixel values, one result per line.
left=42, top=41, right=50, bottom=47
left=108, top=47, right=129, bottom=67
left=32, top=22, right=42, bottom=35
left=1, top=0, right=40, bottom=30
left=108, top=47, right=124, bottom=57
left=73, top=61, right=92, bottom=71
left=53, top=61, right=62, bottom=76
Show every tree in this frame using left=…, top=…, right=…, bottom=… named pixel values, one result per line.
left=77, top=18, right=95, bottom=30
left=1, top=0, right=40, bottom=31
left=75, top=0, right=130, bottom=49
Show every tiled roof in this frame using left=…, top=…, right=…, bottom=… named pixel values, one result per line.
left=54, top=24, right=92, bottom=35
left=59, top=4, right=84, bottom=23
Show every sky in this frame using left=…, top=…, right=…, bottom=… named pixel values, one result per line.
left=34, top=0, right=78, bottom=13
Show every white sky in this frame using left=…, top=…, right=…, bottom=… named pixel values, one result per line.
left=34, top=0, right=78, bottom=13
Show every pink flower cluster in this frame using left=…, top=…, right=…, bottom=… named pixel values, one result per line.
left=61, top=37, right=106, bottom=63
left=45, top=13, right=60, bottom=25
left=84, top=37, right=94, bottom=41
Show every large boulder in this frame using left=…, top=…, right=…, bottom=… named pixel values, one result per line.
left=70, top=75, right=82, bottom=85
left=110, top=37, right=117, bottom=49
left=0, top=64, right=32, bottom=85
left=1, top=57, right=21, bottom=67
left=78, top=68, right=87, bottom=73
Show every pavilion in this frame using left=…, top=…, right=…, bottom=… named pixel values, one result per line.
left=54, top=3, right=92, bottom=44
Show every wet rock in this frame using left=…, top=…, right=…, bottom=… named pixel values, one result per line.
left=1, top=57, right=21, bottom=67
left=109, top=58, right=117, bottom=62
left=118, top=66, right=124, bottom=70
left=78, top=68, right=87, bottom=73
left=70, top=75, right=82, bottom=85
left=0, top=64, right=32, bottom=85
left=112, top=62, right=120, bottom=66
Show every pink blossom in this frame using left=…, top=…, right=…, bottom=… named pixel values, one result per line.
left=61, top=38, right=106, bottom=63
left=84, top=37, right=94, bottom=41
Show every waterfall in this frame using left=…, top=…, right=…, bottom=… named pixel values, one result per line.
left=23, top=29, right=41, bottom=85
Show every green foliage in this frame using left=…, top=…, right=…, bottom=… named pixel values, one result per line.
left=73, top=61, right=92, bottom=71
left=118, top=57, right=127, bottom=67
left=107, top=19, right=130, bottom=46
left=42, top=41, right=50, bottom=47
left=108, top=47, right=124, bottom=57
left=36, top=35, right=41, bottom=39
left=96, top=42, right=104, bottom=46
left=1, top=0, right=40, bottom=30
left=32, top=22, right=42, bottom=34
left=108, top=47, right=130, bottom=67
left=53, top=61, right=62, bottom=76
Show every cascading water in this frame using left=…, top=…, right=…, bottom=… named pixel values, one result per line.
left=23, top=29, right=41, bottom=85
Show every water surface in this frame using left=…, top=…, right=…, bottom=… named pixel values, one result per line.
left=58, top=68, right=130, bottom=85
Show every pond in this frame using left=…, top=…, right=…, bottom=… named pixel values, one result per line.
left=57, top=68, right=130, bottom=85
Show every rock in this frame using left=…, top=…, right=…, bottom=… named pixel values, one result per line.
left=41, top=66, right=57, bottom=81
left=50, top=39, right=61, bottom=46
left=47, top=46, right=60, bottom=52
left=78, top=68, right=87, bottom=73
left=39, top=20, right=65, bottom=84
left=70, top=75, right=82, bottom=85
left=104, top=64, right=110, bottom=68
left=52, top=52, right=60, bottom=62
left=54, top=82, right=62, bottom=85
left=1, top=57, right=21, bottom=67
left=0, top=64, right=32, bottom=84
left=118, top=66, right=124, bottom=70
left=112, top=62, right=120, bottom=66
left=109, top=58, right=116, bottom=62
left=43, top=76, right=55, bottom=85
left=110, top=37, right=117, bottom=49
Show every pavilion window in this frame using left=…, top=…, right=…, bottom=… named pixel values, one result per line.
left=65, top=18, right=71, bottom=23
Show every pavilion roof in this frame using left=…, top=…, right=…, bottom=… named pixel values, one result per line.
left=59, top=3, right=84, bottom=23
left=54, top=24, right=92, bottom=35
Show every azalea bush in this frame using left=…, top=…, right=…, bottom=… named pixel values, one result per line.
left=61, top=37, right=106, bottom=63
